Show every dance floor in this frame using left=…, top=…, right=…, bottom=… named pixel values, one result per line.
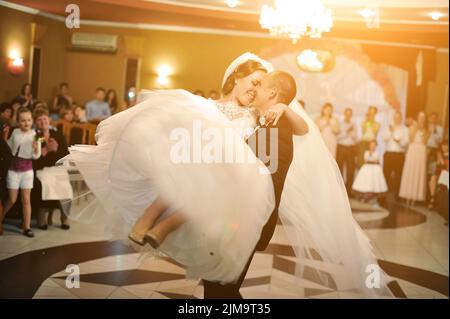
left=0, top=198, right=448, bottom=299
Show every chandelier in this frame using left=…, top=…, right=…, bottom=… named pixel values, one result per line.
left=260, top=0, right=333, bottom=43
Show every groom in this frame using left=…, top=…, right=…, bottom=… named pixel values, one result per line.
left=203, top=71, right=303, bottom=298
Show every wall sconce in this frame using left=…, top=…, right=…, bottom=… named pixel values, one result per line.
left=297, top=49, right=335, bottom=73
left=430, top=12, right=443, bottom=21
left=157, top=65, right=172, bottom=87
left=7, top=50, right=25, bottom=75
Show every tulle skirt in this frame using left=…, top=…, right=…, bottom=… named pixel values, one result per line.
left=352, top=164, right=388, bottom=194
left=63, top=90, right=275, bottom=284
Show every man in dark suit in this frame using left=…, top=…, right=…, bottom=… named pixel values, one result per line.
left=203, top=71, right=308, bottom=298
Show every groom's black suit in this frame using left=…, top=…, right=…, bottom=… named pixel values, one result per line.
left=203, top=114, right=294, bottom=299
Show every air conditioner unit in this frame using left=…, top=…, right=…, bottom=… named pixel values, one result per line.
left=70, top=32, right=118, bottom=53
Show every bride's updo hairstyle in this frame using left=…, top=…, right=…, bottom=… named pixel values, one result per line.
left=221, top=60, right=267, bottom=96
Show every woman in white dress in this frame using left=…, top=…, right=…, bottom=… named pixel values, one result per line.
left=63, top=53, right=393, bottom=297
left=315, top=103, right=340, bottom=158
left=399, top=112, right=429, bottom=206
left=352, top=140, right=388, bottom=203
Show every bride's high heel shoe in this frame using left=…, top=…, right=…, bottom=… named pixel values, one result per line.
left=144, top=231, right=161, bottom=249
left=128, top=231, right=145, bottom=246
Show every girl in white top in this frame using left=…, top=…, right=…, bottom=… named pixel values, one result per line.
left=1, top=107, right=41, bottom=238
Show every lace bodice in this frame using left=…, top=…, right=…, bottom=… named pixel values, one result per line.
left=214, top=101, right=258, bottom=139
left=215, top=101, right=257, bottom=122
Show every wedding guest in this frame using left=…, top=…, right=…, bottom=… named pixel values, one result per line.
left=1, top=107, right=42, bottom=237
left=12, top=83, right=35, bottom=110
left=382, top=110, right=409, bottom=197
left=0, top=119, right=12, bottom=236
left=33, top=101, right=48, bottom=111
left=60, top=107, right=74, bottom=123
left=32, top=108, right=70, bottom=230
left=105, top=89, right=124, bottom=114
left=427, top=112, right=444, bottom=200
left=405, top=116, right=416, bottom=128
left=73, top=104, right=87, bottom=123
left=51, top=82, right=72, bottom=121
left=208, top=90, right=219, bottom=100
left=86, top=87, right=111, bottom=123
left=399, top=112, right=429, bottom=207
left=336, top=108, right=358, bottom=191
left=352, top=140, right=387, bottom=205
left=193, top=90, right=205, bottom=98
left=428, top=140, right=449, bottom=210
left=315, top=103, right=340, bottom=158
left=358, top=106, right=380, bottom=167
left=9, top=101, right=21, bottom=127
left=0, top=102, right=13, bottom=125
left=435, top=140, right=449, bottom=220
left=427, top=113, right=444, bottom=152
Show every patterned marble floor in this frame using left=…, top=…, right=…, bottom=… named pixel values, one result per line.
left=0, top=198, right=448, bottom=299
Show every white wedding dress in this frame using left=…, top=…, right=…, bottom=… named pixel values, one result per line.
left=63, top=53, right=394, bottom=298
left=63, top=89, right=275, bottom=284
left=219, top=53, right=393, bottom=297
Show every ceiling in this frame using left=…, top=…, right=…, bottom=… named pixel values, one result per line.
left=148, top=0, right=449, bottom=15
left=4, top=0, right=449, bottom=48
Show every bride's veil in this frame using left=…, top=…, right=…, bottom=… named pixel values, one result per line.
left=224, top=53, right=393, bottom=297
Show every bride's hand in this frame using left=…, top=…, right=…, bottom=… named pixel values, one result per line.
left=263, top=103, right=288, bottom=126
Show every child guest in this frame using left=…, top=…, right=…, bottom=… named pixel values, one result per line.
left=0, top=107, right=41, bottom=237
left=352, top=140, right=388, bottom=204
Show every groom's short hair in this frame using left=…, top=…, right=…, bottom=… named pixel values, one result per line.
left=266, top=71, right=297, bottom=105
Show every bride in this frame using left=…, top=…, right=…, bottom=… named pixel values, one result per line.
left=127, top=56, right=308, bottom=250
left=64, top=53, right=393, bottom=297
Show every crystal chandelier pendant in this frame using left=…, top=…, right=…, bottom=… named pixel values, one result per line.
left=259, top=0, right=333, bottom=43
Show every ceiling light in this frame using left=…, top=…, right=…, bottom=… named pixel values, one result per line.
left=225, top=0, right=239, bottom=8
left=358, top=6, right=380, bottom=29
left=260, top=0, right=333, bottom=43
left=358, top=9, right=374, bottom=20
